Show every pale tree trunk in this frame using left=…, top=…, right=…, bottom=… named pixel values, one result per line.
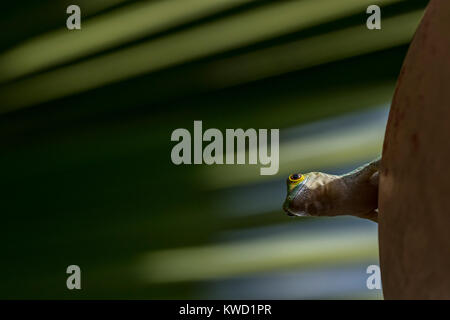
left=379, top=0, right=450, bottom=299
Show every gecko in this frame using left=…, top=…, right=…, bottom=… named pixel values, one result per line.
left=282, top=157, right=380, bottom=223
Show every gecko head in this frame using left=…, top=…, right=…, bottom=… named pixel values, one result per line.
left=282, top=172, right=317, bottom=217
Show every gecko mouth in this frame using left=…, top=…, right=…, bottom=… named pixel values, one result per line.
left=285, top=208, right=295, bottom=217
left=283, top=201, right=295, bottom=216
left=291, top=211, right=310, bottom=217
left=283, top=202, right=310, bottom=217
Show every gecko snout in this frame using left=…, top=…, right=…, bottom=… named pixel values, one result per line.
left=283, top=197, right=311, bottom=217
left=283, top=200, right=295, bottom=216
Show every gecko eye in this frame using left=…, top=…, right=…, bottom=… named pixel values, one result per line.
left=289, top=173, right=303, bottom=182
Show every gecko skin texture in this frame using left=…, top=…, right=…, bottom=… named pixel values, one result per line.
left=282, top=158, right=380, bottom=223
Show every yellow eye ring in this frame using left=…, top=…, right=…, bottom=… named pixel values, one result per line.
left=289, top=174, right=304, bottom=182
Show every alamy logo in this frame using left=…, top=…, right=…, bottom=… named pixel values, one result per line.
left=66, top=265, right=81, bottom=290
left=366, top=5, right=381, bottom=30
left=366, top=264, right=382, bottom=290
left=171, top=121, right=279, bottom=175
left=66, top=5, right=81, bottom=30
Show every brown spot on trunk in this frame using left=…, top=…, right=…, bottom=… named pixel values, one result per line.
left=411, top=133, right=420, bottom=152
